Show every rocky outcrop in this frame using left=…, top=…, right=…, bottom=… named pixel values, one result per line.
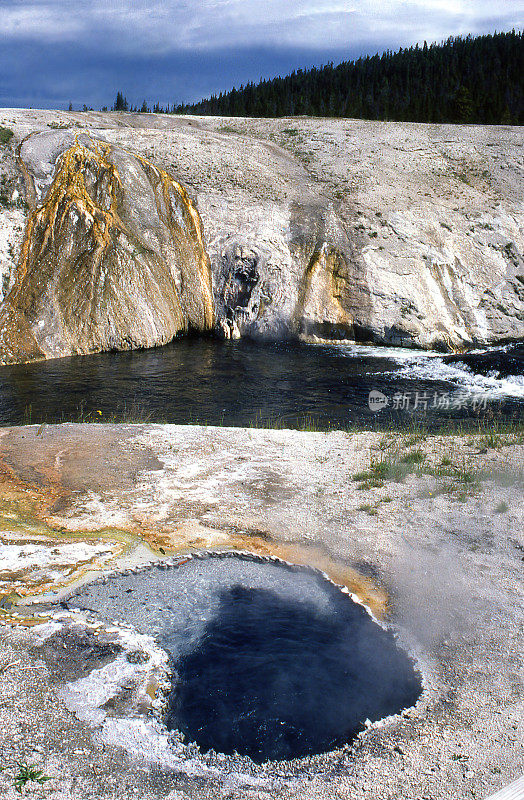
left=180, top=117, right=523, bottom=351
left=0, top=131, right=214, bottom=364
left=0, top=111, right=522, bottom=361
left=211, top=202, right=360, bottom=341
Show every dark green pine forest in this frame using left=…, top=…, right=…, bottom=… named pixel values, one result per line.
left=173, top=31, right=523, bottom=124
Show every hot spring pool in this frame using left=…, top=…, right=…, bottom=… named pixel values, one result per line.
left=67, top=554, right=422, bottom=763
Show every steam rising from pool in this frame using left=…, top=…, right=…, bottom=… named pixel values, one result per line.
left=68, top=554, right=422, bottom=763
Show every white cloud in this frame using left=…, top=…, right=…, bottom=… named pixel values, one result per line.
left=0, top=4, right=84, bottom=38
left=0, top=0, right=522, bottom=53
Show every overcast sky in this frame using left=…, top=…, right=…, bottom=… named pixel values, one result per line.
left=1, top=0, right=522, bottom=109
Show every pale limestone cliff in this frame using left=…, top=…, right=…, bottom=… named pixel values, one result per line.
left=197, top=118, right=524, bottom=350
left=0, top=110, right=522, bottom=361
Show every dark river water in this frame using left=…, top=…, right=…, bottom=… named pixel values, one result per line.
left=0, top=338, right=522, bottom=430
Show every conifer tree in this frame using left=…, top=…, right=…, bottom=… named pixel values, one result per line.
left=113, top=91, right=128, bottom=111
left=173, top=31, right=523, bottom=125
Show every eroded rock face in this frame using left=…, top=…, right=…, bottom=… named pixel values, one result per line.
left=0, top=113, right=522, bottom=360
left=210, top=199, right=368, bottom=342
left=0, top=132, right=214, bottom=364
left=210, top=192, right=524, bottom=350
left=193, top=119, right=524, bottom=350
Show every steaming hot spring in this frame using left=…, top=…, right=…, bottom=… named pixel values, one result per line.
left=67, top=553, right=422, bottom=763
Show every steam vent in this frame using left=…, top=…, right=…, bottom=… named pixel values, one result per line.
left=0, top=132, right=214, bottom=365
left=68, top=554, right=422, bottom=763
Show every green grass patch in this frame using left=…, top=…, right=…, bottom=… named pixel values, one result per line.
left=355, top=434, right=487, bottom=500
left=401, top=449, right=426, bottom=464
left=358, top=503, right=378, bottom=515
left=355, top=478, right=384, bottom=490
left=0, top=126, right=14, bottom=145
left=477, top=431, right=508, bottom=450
left=352, top=456, right=410, bottom=487
left=358, top=495, right=393, bottom=514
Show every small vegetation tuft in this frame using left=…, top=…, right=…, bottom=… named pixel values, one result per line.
left=401, top=449, right=426, bottom=464
left=358, top=503, right=378, bottom=515
left=0, top=126, right=14, bottom=146
left=47, top=121, right=73, bottom=130
left=354, top=430, right=491, bottom=500
left=477, top=431, right=505, bottom=450
left=352, top=457, right=408, bottom=488
left=2, top=763, right=52, bottom=794
left=358, top=495, right=394, bottom=515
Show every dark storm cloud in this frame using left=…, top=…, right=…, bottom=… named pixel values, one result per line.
left=0, top=1, right=522, bottom=108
